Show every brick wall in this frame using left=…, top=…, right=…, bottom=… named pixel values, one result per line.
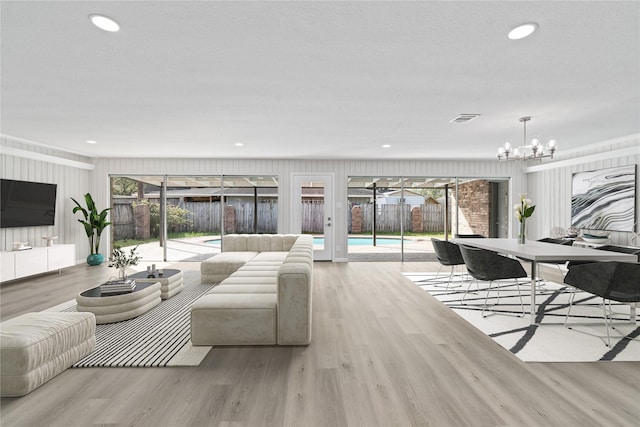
left=411, top=207, right=423, bottom=232
left=456, top=180, right=490, bottom=237
left=351, top=206, right=362, bottom=233
left=224, top=205, right=236, bottom=233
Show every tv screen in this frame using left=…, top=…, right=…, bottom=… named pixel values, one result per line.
left=1, top=179, right=57, bottom=228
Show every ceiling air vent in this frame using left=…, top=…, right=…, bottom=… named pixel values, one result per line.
left=449, top=114, right=481, bottom=123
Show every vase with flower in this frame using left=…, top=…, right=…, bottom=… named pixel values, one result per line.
left=514, top=194, right=535, bottom=244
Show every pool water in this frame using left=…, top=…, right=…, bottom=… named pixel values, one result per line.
left=204, top=237, right=407, bottom=246
left=314, top=237, right=406, bottom=245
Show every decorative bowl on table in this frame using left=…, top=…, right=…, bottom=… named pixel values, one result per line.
left=581, top=232, right=610, bottom=244
left=583, top=230, right=609, bottom=237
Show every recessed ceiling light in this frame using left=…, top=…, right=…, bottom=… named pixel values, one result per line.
left=86, top=140, right=97, bottom=144
left=382, top=144, right=391, bottom=148
left=89, top=14, right=120, bottom=32
left=235, top=143, right=244, bottom=147
left=508, top=23, right=538, bottom=40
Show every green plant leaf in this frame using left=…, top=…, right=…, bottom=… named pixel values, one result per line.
left=72, top=193, right=111, bottom=255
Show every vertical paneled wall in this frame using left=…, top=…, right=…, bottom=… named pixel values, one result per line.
left=0, top=137, right=93, bottom=260
left=92, top=157, right=524, bottom=260
left=526, top=135, right=640, bottom=245
left=6, top=133, right=636, bottom=262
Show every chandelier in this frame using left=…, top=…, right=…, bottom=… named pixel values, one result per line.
left=497, top=116, right=557, bottom=161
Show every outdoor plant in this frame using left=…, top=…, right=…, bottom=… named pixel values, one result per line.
left=136, top=200, right=193, bottom=237
left=71, top=193, right=111, bottom=263
left=514, top=194, right=535, bottom=244
left=108, top=246, right=141, bottom=281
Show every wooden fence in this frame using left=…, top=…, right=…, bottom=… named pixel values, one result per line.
left=112, top=200, right=278, bottom=239
left=112, top=200, right=446, bottom=239
left=349, top=203, right=445, bottom=233
left=113, top=202, right=135, bottom=240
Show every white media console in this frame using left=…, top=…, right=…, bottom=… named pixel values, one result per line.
left=0, top=244, right=76, bottom=282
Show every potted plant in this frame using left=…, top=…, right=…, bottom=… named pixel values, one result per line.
left=71, top=193, right=112, bottom=265
left=108, top=246, right=140, bottom=281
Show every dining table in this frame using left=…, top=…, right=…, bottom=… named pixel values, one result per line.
left=452, top=238, right=638, bottom=325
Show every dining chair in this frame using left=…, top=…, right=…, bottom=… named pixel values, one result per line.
left=563, top=261, right=640, bottom=347
left=429, top=238, right=466, bottom=290
left=458, top=245, right=526, bottom=317
left=536, top=237, right=574, bottom=283
left=538, top=237, right=574, bottom=245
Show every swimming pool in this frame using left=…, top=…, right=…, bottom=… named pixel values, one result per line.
left=204, top=237, right=407, bottom=246
left=314, top=237, right=407, bottom=245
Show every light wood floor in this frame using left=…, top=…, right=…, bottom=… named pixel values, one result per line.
left=1, top=261, right=638, bottom=426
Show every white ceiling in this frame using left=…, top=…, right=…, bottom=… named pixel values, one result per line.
left=1, top=1, right=639, bottom=160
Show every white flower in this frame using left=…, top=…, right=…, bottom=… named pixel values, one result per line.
left=513, top=194, right=535, bottom=223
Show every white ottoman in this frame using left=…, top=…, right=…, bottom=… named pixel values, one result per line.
left=0, top=312, right=96, bottom=397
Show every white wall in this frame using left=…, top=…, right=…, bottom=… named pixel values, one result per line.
left=526, top=134, right=640, bottom=246
left=0, top=136, right=94, bottom=260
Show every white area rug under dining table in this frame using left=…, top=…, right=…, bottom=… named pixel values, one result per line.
left=403, top=272, right=640, bottom=362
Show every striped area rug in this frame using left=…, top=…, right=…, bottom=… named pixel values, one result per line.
left=61, top=278, right=215, bottom=367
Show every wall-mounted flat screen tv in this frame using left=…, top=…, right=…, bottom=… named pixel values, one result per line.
left=1, top=179, right=57, bottom=228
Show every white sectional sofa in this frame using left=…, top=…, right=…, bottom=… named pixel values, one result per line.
left=192, top=234, right=313, bottom=346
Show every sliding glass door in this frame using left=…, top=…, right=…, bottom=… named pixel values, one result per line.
left=110, top=174, right=278, bottom=262
left=346, top=176, right=509, bottom=261
left=163, top=175, right=223, bottom=262
left=110, top=175, right=165, bottom=260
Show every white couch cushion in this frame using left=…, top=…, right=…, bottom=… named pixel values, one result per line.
left=191, top=294, right=277, bottom=345
left=250, top=252, right=289, bottom=262
left=201, top=251, right=259, bottom=283
left=209, top=284, right=277, bottom=294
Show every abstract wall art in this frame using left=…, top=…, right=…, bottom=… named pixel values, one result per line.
left=571, top=165, right=637, bottom=231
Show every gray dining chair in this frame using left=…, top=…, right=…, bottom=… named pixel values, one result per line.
left=564, top=261, right=640, bottom=347
left=429, top=238, right=466, bottom=290
left=536, top=237, right=574, bottom=283
left=538, top=237, right=574, bottom=245
left=458, top=245, right=526, bottom=317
